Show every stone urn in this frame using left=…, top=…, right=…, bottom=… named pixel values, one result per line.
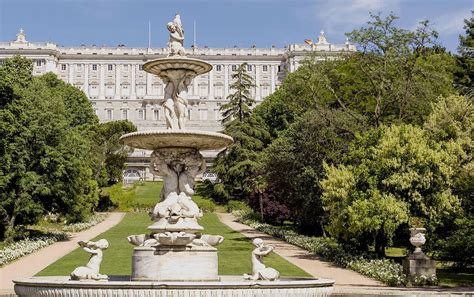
left=409, top=227, right=426, bottom=254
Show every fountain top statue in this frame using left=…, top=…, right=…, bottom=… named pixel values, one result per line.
left=142, top=13, right=212, bottom=130
left=167, top=14, right=185, bottom=57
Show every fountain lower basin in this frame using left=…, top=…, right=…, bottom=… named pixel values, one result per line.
left=14, top=276, right=334, bottom=297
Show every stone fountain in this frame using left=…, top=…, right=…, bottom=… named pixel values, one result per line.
left=13, top=14, right=334, bottom=296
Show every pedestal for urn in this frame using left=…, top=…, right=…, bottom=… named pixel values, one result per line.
left=402, top=228, right=436, bottom=282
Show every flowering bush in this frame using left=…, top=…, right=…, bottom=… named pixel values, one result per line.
left=62, top=213, right=107, bottom=232
left=234, top=210, right=409, bottom=286
left=411, top=274, right=438, bottom=286
left=0, top=232, right=68, bottom=267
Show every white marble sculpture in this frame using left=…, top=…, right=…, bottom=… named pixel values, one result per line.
left=243, top=238, right=280, bottom=281
left=70, top=239, right=109, bottom=281
left=167, top=14, right=185, bottom=57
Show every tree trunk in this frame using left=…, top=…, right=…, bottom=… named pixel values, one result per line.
left=5, top=214, right=16, bottom=245
left=375, top=226, right=386, bottom=258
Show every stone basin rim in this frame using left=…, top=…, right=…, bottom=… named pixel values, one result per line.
left=120, top=130, right=234, bottom=151
left=13, top=276, right=335, bottom=289
left=143, top=57, right=213, bottom=76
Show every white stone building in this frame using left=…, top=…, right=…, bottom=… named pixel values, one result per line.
left=0, top=29, right=356, bottom=182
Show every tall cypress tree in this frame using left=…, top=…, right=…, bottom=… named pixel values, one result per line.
left=220, top=63, right=255, bottom=125
left=208, top=63, right=269, bottom=201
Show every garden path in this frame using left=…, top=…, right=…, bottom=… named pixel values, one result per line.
left=0, top=212, right=125, bottom=292
left=217, top=212, right=384, bottom=287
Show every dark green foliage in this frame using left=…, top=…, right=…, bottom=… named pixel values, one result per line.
left=93, top=120, right=137, bottom=187
left=209, top=63, right=271, bottom=202
left=211, top=116, right=270, bottom=202
left=436, top=217, right=474, bottom=267
left=220, top=63, right=255, bottom=124
left=258, top=109, right=364, bottom=232
left=454, top=13, right=474, bottom=95
left=0, top=57, right=100, bottom=242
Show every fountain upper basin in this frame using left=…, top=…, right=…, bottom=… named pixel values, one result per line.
left=120, top=130, right=233, bottom=151
left=143, top=57, right=212, bottom=77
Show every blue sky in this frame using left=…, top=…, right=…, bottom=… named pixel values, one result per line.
left=0, top=0, right=471, bottom=52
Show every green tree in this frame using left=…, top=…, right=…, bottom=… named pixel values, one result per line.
left=220, top=63, right=255, bottom=124
left=0, top=57, right=100, bottom=242
left=94, top=120, right=137, bottom=187
left=259, top=108, right=364, bottom=233
left=211, top=116, right=269, bottom=201
left=208, top=63, right=270, bottom=201
left=256, top=13, right=456, bottom=136
left=424, top=95, right=473, bottom=265
left=454, top=12, right=473, bottom=94
left=321, top=124, right=461, bottom=257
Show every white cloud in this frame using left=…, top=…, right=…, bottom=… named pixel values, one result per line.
left=432, top=9, right=471, bottom=35
left=299, top=0, right=401, bottom=40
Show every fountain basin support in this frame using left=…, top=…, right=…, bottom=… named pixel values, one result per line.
left=132, top=245, right=218, bottom=281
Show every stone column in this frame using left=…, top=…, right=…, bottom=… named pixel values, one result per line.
left=208, top=69, right=214, bottom=100
left=115, top=64, right=121, bottom=99
left=84, top=64, right=89, bottom=97
left=68, top=63, right=74, bottom=84
left=99, top=64, right=105, bottom=99
left=193, top=75, right=198, bottom=97
left=224, top=65, right=229, bottom=99
left=131, top=64, right=136, bottom=99
left=270, top=64, right=276, bottom=93
left=146, top=73, right=153, bottom=96
left=255, top=65, right=261, bottom=100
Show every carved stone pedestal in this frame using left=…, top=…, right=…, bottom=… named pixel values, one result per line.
left=403, top=252, right=436, bottom=281
left=132, top=245, right=219, bottom=281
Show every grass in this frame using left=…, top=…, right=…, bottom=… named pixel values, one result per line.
left=437, top=268, right=474, bottom=287
left=38, top=181, right=309, bottom=277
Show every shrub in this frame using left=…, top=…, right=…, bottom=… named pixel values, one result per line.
left=0, top=232, right=69, bottom=266
left=226, top=200, right=251, bottom=213
left=198, top=199, right=217, bottom=213
left=62, top=213, right=107, bottom=232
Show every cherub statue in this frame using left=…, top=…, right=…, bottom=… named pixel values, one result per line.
left=162, top=77, right=178, bottom=129
left=70, top=239, right=109, bottom=281
left=167, top=14, right=185, bottom=57
left=179, top=156, right=206, bottom=196
left=149, top=152, right=179, bottom=202
left=243, top=238, right=280, bottom=281
left=174, top=74, right=193, bottom=129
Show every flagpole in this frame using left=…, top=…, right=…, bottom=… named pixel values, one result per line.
left=193, top=20, right=196, bottom=49
left=148, top=21, right=151, bottom=48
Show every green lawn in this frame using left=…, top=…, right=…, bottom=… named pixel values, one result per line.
left=133, top=182, right=163, bottom=208
left=38, top=181, right=309, bottom=277
left=437, top=268, right=474, bottom=287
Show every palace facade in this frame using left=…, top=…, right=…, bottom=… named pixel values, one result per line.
left=0, top=29, right=356, bottom=182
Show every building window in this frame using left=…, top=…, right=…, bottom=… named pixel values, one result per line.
left=121, top=109, right=128, bottom=119
left=139, top=65, right=143, bottom=71
left=124, top=65, right=129, bottom=71
left=94, top=109, right=98, bottom=116
left=106, top=109, right=113, bottom=120
left=247, top=64, right=252, bottom=71
left=263, top=65, right=268, bottom=72
left=108, top=64, right=113, bottom=71
left=61, top=64, right=67, bottom=71
left=138, top=109, right=145, bottom=120
left=36, top=60, right=42, bottom=66
left=278, top=65, right=282, bottom=72
left=92, top=64, right=98, bottom=71
left=231, top=65, right=237, bottom=71
left=215, top=65, right=222, bottom=71
left=153, top=109, right=160, bottom=121
left=188, top=109, right=192, bottom=120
